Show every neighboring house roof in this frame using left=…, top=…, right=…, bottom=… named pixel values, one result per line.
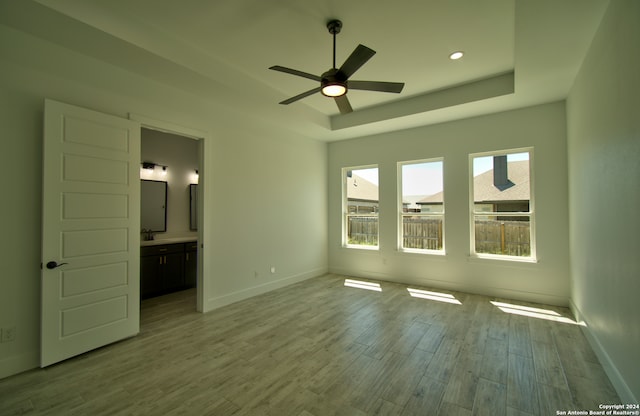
left=402, top=195, right=429, bottom=206
left=418, top=193, right=444, bottom=204
left=474, top=160, right=530, bottom=202
left=418, top=160, right=530, bottom=204
left=346, top=174, right=379, bottom=202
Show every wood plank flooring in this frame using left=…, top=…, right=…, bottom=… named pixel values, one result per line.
left=0, top=274, right=620, bottom=415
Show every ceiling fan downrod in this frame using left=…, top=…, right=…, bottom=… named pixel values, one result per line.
left=327, top=19, right=342, bottom=69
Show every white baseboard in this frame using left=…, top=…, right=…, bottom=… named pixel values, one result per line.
left=328, top=267, right=569, bottom=306
left=203, top=267, right=328, bottom=312
left=0, top=349, right=38, bottom=380
left=569, top=299, right=637, bottom=404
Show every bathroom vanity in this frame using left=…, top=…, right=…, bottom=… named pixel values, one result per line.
left=140, top=238, right=197, bottom=299
left=139, top=176, right=198, bottom=299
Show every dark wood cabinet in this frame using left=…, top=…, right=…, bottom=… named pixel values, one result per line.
left=140, top=241, right=196, bottom=299
left=184, top=241, right=198, bottom=288
left=140, top=253, right=161, bottom=299
left=163, top=251, right=185, bottom=292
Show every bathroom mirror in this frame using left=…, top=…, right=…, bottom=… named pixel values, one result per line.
left=189, top=184, right=198, bottom=230
left=141, top=180, right=167, bottom=232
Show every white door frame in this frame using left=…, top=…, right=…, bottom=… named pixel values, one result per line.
left=129, top=113, right=210, bottom=312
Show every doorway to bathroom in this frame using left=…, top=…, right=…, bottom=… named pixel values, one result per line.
left=139, top=127, right=200, bottom=313
left=131, top=112, right=209, bottom=316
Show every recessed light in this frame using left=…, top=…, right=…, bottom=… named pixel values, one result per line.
left=449, top=51, right=464, bottom=60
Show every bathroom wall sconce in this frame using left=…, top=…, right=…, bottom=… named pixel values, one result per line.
left=140, top=162, right=168, bottom=180
left=141, top=162, right=168, bottom=172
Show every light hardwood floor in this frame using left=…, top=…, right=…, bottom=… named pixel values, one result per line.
left=0, top=274, right=620, bottom=415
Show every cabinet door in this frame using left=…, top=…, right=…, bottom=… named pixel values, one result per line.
left=140, top=254, right=161, bottom=299
left=184, top=244, right=198, bottom=288
left=163, top=252, right=185, bottom=292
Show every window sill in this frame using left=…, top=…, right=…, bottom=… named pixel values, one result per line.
left=468, top=254, right=538, bottom=265
left=343, top=244, right=379, bottom=251
left=400, top=248, right=446, bottom=257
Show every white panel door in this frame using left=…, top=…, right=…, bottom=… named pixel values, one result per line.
left=41, top=99, right=141, bottom=367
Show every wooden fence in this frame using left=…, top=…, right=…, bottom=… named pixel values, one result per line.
left=347, top=216, right=443, bottom=250
left=348, top=217, right=531, bottom=256
left=402, top=217, right=443, bottom=250
left=474, top=219, right=530, bottom=256
left=347, top=216, right=379, bottom=246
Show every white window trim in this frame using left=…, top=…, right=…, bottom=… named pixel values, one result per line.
left=342, top=165, right=379, bottom=250
left=397, top=158, right=445, bottom=255
left=468, top=147, right=536, bottom=262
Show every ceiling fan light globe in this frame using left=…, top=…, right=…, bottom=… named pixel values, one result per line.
left=322, top=83, right=347, bottom=97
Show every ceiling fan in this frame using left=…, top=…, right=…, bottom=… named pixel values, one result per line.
left=269, top=19, right=405, bottom=114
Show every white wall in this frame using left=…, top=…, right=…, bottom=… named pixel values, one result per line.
left=0, top=22, right=327, bottom=379
left=203, top=126, right=329, bottom=310
left=141, top=129, right=199, bottom=239
left=329, top=102, right=571, bottom=306
left=566, top=0, right=640, bottom=403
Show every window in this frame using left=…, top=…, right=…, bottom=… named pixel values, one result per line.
left=343, top=166, right=379, bottom=248
left=470, top=149, right=535, bottom=260
left=399, top=159, right=444, bottom=253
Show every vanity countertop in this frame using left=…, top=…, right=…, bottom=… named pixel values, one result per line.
left=141, top=237, right=197, bottom=247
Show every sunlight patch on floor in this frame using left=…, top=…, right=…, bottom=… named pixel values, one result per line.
left=407, top=288, right=462, bottom=305
left=344, top=279, right=382, bottom=292
left=490, top=301, right=585, bottom=325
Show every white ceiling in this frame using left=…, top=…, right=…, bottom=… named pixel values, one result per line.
left=14, top=0, right=610, bottom=140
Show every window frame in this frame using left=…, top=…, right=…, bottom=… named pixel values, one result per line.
left=342, top=165, right=379, bottom=250
left=397, top=158, right=445, bottom=255
left=469, top=147, right=536, bottom=262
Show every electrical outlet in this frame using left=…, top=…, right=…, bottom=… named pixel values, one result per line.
left=1, top=326, right=16, bottom=343
left=270, top=266, right=276, bottom=274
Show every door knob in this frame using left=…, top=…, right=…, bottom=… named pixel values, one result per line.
left=46, top=261, right=68, bottom=269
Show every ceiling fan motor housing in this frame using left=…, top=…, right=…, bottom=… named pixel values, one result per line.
left=321, top=68, right=348, bottom=96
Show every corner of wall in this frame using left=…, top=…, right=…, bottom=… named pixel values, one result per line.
left=202, top=267, right=328, bottom=313
left=569, top=299, right=638, bottom=404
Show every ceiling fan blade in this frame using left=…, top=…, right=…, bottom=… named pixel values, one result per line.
left=338, top=44, right=376, bottom=79
left=348, top=80, right=405, bottom=93
left=269, top=65, right=321, bottom=82
left=279, top=87, right=322, bottom=105
left=334, top=95, right=353, bottom=114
